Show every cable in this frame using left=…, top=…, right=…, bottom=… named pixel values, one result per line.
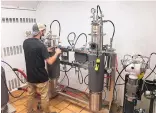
left=59, top=66, right=73, bottom=84
left=74, top=33, right=87, bottom=48
left=1, top=61, right=26, bottom=84
left=150, top=68, right=156, bottom=75
left=114, top=63, right=132, bottom=87
left=60, top=66, right=73, bottom=72
left=50, top=20, right=61, bottom=37
left=77, top=68, right=83, bottom=84
left=113, top=62, right=132, bottom=102
left=145, top=65, right=156, bottom=79
left=67, top=32, right=76, bottom=47
left=1, top=69, right=25, bottom=98
left=116, top=68, right=125, bottom=82
left=84, top=74, right=89, bottom=85
left=97, top=5, right=102, bottom=16
left=65, top=71, right=69, bottom=87
left=103, top=20, right=115, bottom=47
left=148, top=52, right=156, bottom=69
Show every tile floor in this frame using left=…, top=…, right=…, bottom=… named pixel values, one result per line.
left=9, top=90, right=109, bottom=113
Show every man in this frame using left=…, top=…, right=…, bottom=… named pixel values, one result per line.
left=23, top=23, right=61, bottom=113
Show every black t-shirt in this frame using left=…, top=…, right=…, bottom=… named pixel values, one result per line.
left=23, top=38, right=50, bottom=83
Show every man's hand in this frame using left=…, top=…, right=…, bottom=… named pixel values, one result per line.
left=55, top=48, right=62, bottom=55
left=47, top=47, right=53, bottom=52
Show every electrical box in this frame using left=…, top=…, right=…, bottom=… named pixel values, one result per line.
left=74, top=49, right=88, bottom=63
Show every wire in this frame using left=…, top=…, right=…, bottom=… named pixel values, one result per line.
left=103, top=20, right=115, bottom=47
left=97, top=5, right=102, bottom=16
left=50, top=20, right=61, bottom=37
left=1, top=68, right=25, bottom=98
left=77, top=68, right=83, bottom=84
left=84, top=74, right=89, bottom=85
left=60, top=66, right=73, bottom=72
left=59, top=66, right=73, bottom=84
left=114, top=63, right=132, bottom=87
left=113, top=62, right=132, bottom=102
left=65, top=71, right=69, bottom=87
left=148, top=52, right=156, bottom=69
left=74, top=33, right=87, bottom=48
left=150, top=68, right=156, bottom=75
left=1, top=61, right=26, bottom=84
left=145, top=65, right=156, bottom=79
left=67, top=32, right=76, bottom=47
left=116, top=68, right=125, bottom=82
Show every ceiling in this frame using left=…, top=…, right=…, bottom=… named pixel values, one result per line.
left=1, top=1, right=40, bottom=10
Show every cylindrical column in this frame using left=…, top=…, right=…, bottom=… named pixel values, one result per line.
left=88, top=54, right=104, bottom=92
left=88, top=54, right=104, bottom=112
left=48, top=78, right=58, bottom=99
left=46, top=52, right=60, bottom=99
left=123, top=74, right=138, bottom=113
left=89, top=92, right=102, bottom=112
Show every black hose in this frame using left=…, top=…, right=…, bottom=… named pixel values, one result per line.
left=60, top=66, right=73, bottom=72
left=60, top=66, right=73, bottom=85
left=97, top=5, right=102, bottom=16
left=113, top=62, right=132, bottom=101
left=1, top=61, right=26, bottom=84
left=145, top=65, right=156, bottom=79
left=116, top=68, right=125, bottom=82
left=67, top=32, right=76, bottom=47
left=1, top=69, right=25, bottom=98
left=50, top=20, right=61, bottom=37
left=103, top=20, right=115, bottom=46
left=77, top=68, right=83, bottom=84
left=114, top=63, right=132, bottom=87
left=84, top=74, right=89, bottom=85
left=65, top=71, right=69, bottom=87
left=74, top=33, right=87, bottom=47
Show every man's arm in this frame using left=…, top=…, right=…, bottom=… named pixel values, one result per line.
left=41, top=45, right=61, bottom=65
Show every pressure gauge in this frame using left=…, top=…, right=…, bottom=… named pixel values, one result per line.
left=91, top=8, right=96, bottom=14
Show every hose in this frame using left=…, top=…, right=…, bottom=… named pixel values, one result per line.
left=1, top=67, right=25, bottom=98
left=114, top=63, right=132, bottom=87
left=84, top=74, right=89, bottom=85
left=103, top=20, right=115, bottom=47
left=145, top=65, right=156, bottom=79
left=67, top=32, right=76, bottom=47
left=50, top=20, right=61, bottom=37
left=97, top=5, right=102, bottom=16
left=65, top=71, right=69, bottom=87
left=77, top=68, right=83, bottom=84
left=60, top=66, right=73, bottom=85
left=113, top=62, right=132, bottom=101
left=1, top=61, right=26, bottom=84
left=74, top=33, right=87, bottom=48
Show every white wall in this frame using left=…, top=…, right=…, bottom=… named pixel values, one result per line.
left=1, top=7, right=36, bottom=90
left=36, top=1, right=156, bottom=105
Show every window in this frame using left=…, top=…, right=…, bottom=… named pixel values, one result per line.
left=2, top=18, right=5, bottom=23
left=13, top=18, right=15, bottom=23
left=6, top=18, right=9, bottom=23
left=9, top=18, right=12, bottom=23
left=23, top=18, right=25, bottom=23
left=16, top=18, right=18, bottom=23
left=20, top=18, right=22, bottom=23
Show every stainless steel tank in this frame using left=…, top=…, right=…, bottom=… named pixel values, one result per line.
left=89, top=92, right=102, bottom=112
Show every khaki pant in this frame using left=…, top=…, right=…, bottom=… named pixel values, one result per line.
left=27, top=81, right=49, bottom=113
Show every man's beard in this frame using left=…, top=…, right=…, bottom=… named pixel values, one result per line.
left=40, top=33, right=45, bottom=39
